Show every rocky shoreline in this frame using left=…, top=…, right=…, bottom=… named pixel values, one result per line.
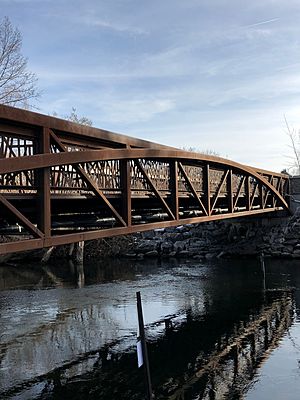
left=49, top=209, right=300, bottom=262
left=118, top=215, right=294, bottom=261
left=2, top=210, right=300, bottom=265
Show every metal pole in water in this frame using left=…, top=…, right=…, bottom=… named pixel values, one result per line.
left=136, top=291, right=154, bottom=400
left=260, top=252, right=266, bottom=291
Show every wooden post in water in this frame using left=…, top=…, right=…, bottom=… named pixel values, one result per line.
left=136, top=291, right=153, bottom=400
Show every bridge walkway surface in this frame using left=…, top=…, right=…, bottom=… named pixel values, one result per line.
left=0, top=105, right=290, bottom=255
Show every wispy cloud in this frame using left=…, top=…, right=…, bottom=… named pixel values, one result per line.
left=245, top=18, right=280, bottom=29
left=3, top=0, right=300, bottom=171
left=82, top=16, right=148, bottom=35
left=100, top=98, right=175, bottom=124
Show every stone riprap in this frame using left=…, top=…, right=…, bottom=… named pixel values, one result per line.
left=117, top=211, right=300, bottom=261
left=3, top=210, right=300, bottom=264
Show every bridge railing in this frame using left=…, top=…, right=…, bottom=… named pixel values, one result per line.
left=0, top=104, right=290, bottom=255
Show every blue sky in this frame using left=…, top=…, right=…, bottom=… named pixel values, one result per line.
left=2, top=0, right=300, bottom=172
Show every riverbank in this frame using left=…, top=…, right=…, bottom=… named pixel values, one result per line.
left=83, top=213, right=294, bottom=262
left=50, top=209, right=300, bottom=262
left=2, top=210, right=300, bottom=265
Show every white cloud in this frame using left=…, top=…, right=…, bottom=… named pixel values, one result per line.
left=100, top=98, right=175, bottom=124
left=5, top=0, right=300, bottom=172
left=82, top=16, right=148, bottom=35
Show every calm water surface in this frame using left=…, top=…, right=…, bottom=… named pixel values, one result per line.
left=0, top=257, right=300, bottom=399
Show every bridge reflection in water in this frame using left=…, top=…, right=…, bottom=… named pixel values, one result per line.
left=0, top=259, right=297, bottom=399
left=167, top=291, right=293, bottom=400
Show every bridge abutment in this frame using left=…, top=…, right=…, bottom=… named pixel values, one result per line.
left=289, top=176, right=300, bottom=214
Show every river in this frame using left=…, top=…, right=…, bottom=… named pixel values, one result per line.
left=0, top=256, right=300, bottom=399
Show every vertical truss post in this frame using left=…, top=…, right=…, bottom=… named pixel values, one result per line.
left=36, top=127, right=51, bottom=237
left=259, top=184, right=264, bottom=210
left=272, top=177, right=276, bottom=208
left=170, top=160, right=179, bottom=220
left=205, top=164, right=211, bottom=215
left=228, top=169, right=233, bottom=213
left=246, top=176, right=251, bottom=211
left=120, top=159, right=131, bottom=226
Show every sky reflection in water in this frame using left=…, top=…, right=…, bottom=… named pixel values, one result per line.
left=0, top=257, right=300, bottom=399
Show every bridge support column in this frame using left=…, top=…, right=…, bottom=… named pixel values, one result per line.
left=68, top=241, right=85, bottom=264
left=76, top=261, right=85, bottom=287
left=41, top=246, right=55, bottom=264
left=74, top=241, right=84, bottom=264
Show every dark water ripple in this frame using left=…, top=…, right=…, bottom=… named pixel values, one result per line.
left=0, top=258, right=300, bottom=399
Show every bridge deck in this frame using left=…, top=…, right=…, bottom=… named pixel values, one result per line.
left=0, top=105, right=290, bottom=255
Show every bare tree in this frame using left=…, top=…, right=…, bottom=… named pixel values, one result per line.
left=65, top=107, right=93, bottom=126
left=181, top=146, right=222, bottom=157
left=284, top=115, right=300, bottom=175
left=52, top=107, right=93, bottom=126
left=0, top=16, right=39, bottom=107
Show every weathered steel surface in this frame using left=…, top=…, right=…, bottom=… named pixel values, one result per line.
left=0, top=104, right=290, bottom=255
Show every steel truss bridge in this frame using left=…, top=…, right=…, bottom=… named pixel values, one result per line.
left=0, top=105, right=289, bottom=255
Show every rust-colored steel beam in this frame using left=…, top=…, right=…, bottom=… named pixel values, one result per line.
left=228, top=169, right=233, bottom=214
left=0, top=207, right=286, bottom=255
left=0, top=148, right=288, bottom=198
left=233, top=177, right=246, bottom=211
left=134, top=159, right=175, bottom=220
left=250, top=182, right=259, bottom=210
left=170, top=160, right=179, bottom=220
left=205, top=164, right=211, bottom=216
left=178, top=162, right=208, bottom=216
left=211, top=170, right=229, bottom=212
left=0, top=104, right=290, bottom=256
left=50, top=131, right=126, bottom=226
left=36, top=127, right=51, bottom=237
left=120, top=159, right=132, bottom=226
left=0, top=194, right=43, bottom=238
left=0, top=104, right=174, bottom=150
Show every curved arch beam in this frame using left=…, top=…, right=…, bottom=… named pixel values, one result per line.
left=0, top=148, right=289, bottom=210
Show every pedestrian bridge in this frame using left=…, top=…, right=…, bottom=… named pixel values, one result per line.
left=0, top=105, right=289, bottom=255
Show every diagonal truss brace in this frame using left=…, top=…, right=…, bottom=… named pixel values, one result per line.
left=250, top=182, right=259, bottom=210
left=50, top=130, right=126, bottom=227
left=233, top=176, right=246, bottom=211
left=211, top=170, right=229, bottom=213
left=134, top=159, right=175, bottom=220
left=0, top=194, right=43, bottom=238
left=178, top=162, right=208, bottom=216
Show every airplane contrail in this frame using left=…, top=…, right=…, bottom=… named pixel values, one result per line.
left=245, top=18, right=279, bottom=28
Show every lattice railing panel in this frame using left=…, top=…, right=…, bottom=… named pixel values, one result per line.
left=131, top=159, right=154, bottom=193
left=82, top=160, right=121, bottom=191
left=0, top=135, right=35, bottom=192
left=180, top=165, right=203, bottom=192
left=50, top=165, right=89, bottom=193
left=0, top=136, right=34, bottom=158
left=135, top=159, right=170, bottom=191
left=210, top=169, right=227, bottom=195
